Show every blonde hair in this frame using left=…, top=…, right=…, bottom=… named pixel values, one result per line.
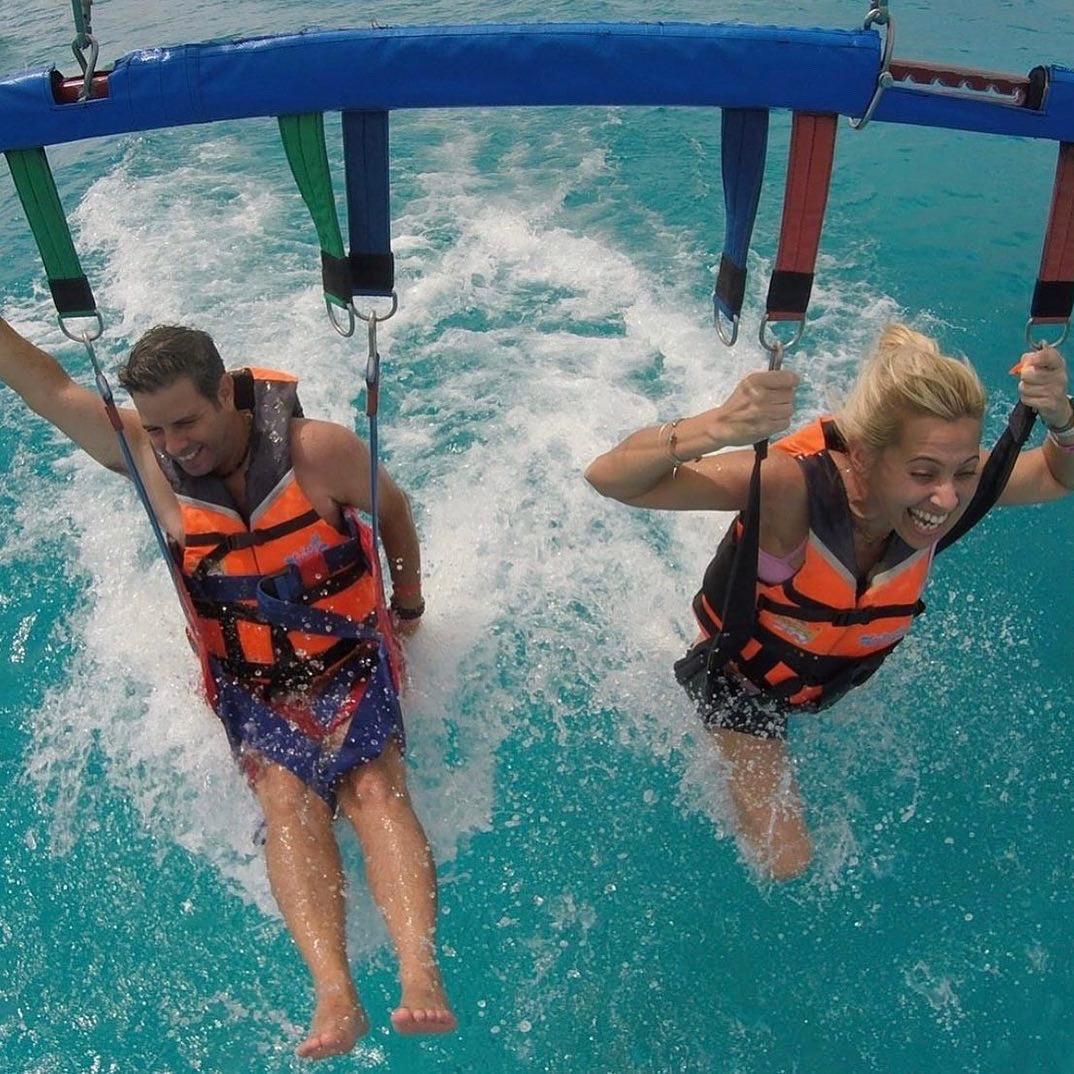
left=837, top=323, right=987, bottom=454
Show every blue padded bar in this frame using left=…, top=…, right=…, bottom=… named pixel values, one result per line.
left=0, top=23, right=881, bottom=151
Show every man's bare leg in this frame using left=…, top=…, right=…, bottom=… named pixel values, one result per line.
left=336, top=741, right=457, bottom=1035
left=711, top=727, right=813, bottom=880
left=253, top=762, right=370, bottom=1059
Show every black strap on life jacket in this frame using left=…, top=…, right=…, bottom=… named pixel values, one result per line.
left=936, top=400, right=1037, bottom=553
left=186, top=509, right=323, bottom=572
left=733, top=619, right=901, bottom=712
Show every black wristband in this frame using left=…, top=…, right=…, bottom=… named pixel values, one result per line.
left=390, top=597, right=425, bottom=621
left=1046, top=395, right=1074, bottom=434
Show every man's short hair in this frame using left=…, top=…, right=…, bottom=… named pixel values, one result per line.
left=118, top=325, right=225, bottom=401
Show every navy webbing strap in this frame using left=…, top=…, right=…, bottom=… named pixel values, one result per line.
left=763, top=112, right=838, bottom=339
left=715, top=451, right=765, bottom=657
left=713, top=108, right=769, bottom=345
left=342, top=110, right=395, bottom=297
left=1028, top=141, right=1074, bottom=346
left=4, top=147, right=97, bottom=317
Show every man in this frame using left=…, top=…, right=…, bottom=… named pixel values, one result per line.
left=0, top=316, right=456, bottom=1060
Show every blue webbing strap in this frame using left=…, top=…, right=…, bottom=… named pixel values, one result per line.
left=255, top=587, right=383, bottom=639
left=342, top=110, right=394, bottom=297
left=713, top=108, right=769, bottom=343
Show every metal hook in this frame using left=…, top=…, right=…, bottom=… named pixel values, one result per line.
left=850, top=9, right=896, bottom=131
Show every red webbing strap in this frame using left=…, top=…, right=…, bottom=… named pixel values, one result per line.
left=1030, top=141, right=1074, bottom=326
left=764, top=112, right=838, bottom=324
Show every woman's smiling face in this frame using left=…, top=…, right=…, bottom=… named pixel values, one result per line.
left=858, top=414, right=983, bottom=548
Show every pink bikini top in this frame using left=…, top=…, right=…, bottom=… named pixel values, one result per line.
left=757, top=540, right=807, bottom=585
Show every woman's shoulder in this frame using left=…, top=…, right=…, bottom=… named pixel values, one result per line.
left=759, top=450, right=810, bottom=553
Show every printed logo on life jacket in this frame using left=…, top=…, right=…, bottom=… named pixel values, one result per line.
left=860, top=626, right=911, bottom=648
left=286, top=532, right=332, bottom=583
left=766, top=614, right=819, bottom=645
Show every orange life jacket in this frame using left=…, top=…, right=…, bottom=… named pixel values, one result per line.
left=690, top=418, right=930, bottom=709
left=161, top=368, right=383, bottom=696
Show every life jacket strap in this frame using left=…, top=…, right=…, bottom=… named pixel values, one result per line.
left=758, top=591, right=925, bottom=626
left=186, top=508, right=322, bottom=567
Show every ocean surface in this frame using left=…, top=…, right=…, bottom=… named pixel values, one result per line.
left=2, top=2, right=1073, bottom=1071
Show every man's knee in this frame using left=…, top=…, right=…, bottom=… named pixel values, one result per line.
left=339, top=742, right=408, bottom=813
left=253, top=760, right=326, bottom=824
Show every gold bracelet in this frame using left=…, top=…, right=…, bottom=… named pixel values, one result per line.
left=662, top=417, right=690, bottom=466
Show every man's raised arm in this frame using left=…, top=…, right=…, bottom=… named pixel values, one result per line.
left=0, top=316, right=134, bottom=473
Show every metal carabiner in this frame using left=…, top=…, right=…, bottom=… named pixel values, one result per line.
left=364, top=311, right=382, bottom=420
left=73, top=35, right=99, bottom=101
left=1025, top=318, right=1071, bottom=350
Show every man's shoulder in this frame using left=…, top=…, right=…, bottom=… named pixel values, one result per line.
left=288, top=416, right=366, bottom=462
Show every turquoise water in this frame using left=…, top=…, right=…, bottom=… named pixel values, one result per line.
left=2, top=2, right=1074, bottom=1071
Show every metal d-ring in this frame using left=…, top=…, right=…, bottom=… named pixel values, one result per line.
left=1025, top=318, right=1070, bottom=350
left=715, top=308, right=740, bottom=347
left=354, top=292, right=399, bottom=326
left=58, top=308, right=104, bottom=343
left=758, top=315, right=803, bottom=363
left=326, top=297, right=357, bottom=338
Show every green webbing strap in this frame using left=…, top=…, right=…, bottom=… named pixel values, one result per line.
left=277, top=113, right=351, bottom=309
left=5, top=147, right=97, bottom=318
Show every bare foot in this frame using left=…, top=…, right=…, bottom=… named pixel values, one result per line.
left=390, top=1004, right=458, bottom=1036
left=295, top=987, right=370, bottom=1060
left=390, top=981, right=457, bottom=1036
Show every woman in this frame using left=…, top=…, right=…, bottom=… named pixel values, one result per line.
left=585, top=324, right=1074, bottom=879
